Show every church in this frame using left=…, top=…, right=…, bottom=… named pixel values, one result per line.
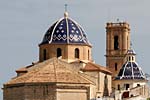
left=3, top=10, right=149, bottom=100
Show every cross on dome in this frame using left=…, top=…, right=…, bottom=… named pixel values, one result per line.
left=64, top=4, right=69, bottom=18
left=65, top=4, right=68, bottom=12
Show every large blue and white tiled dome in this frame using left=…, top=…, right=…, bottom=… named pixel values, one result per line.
left=40, top=12, right=90, bottom=45
left=116, top=49, right=146, bottom=80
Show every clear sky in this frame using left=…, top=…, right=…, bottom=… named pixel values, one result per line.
left=0, top=0, right=150, bottom=99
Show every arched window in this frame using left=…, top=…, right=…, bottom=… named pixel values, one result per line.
left=129, top=56, right=131, bottom=61
left=132, top=57, right=134, bottom=61
left=114, top=36, right=119, bottom=50
left=43, top=49, right=47, bottom=60
left=57, top=48, right=62, bottom=57
left=75, top=48, right=79, bottom=58
left=88, top=50, right=90, bottom=60
left=115, top=63, right=117, bottom=71
left=125, top=84, right=129, bottom=90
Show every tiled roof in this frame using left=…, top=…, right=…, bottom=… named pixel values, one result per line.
left=115, top=48, right=146, bottom=80
left=81, top=62, right=112, bottom=75
left=116, top=62, right=146, bottom=80
left=5, top=58, right=92, bottom=85
left=40, top=12, right=90, bottom=45
left=16, top=67, right=27, bottom=72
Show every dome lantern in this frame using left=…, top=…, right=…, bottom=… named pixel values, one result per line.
left=126, top=49, right=136, bottom=62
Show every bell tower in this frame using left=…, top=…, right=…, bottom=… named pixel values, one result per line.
left=105, top=22, right=130, bottom=77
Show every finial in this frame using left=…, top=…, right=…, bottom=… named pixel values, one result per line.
left=64, top=4, right=69, bottom=18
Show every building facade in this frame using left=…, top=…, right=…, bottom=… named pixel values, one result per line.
left=3, top=11, right=112, bottom=100
left=105, top=22, right=149, bottom=99
left=3, top=11, right=149, bottom=100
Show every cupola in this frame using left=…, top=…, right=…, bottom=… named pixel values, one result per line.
left=126, top=49, right=136, bottom=62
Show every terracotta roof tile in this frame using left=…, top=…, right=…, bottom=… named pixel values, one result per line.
left=15, top=62, right=39, bottom=72
left=82, top=62, right=112, bottom=75
left=5, top=58, right=92, bottom=85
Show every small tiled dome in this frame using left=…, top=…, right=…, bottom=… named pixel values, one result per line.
left=116, top=62, right=146, bottom=80
left=116, top=49, right=146, bottom=80
left=40, top=12, right=90, bottom=45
